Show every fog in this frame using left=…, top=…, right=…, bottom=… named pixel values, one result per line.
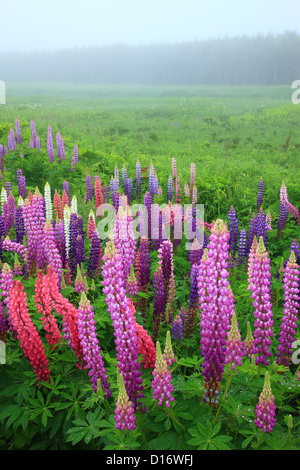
left=0, top=0, right=299, bottom=85
left=0, top=0, right=299, bottom=52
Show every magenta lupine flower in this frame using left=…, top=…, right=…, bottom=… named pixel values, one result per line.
left=276, top=251, right=300, bottom=367
left=15, top=118, right=22, bottom=145
left=43, top=220, right=63, bottom=290
left=281, top=181, right=300, bottom=226
left=250, top=236, right=274, bottom=366
left=247, top=236, right=258, bottom=290
left=102, top=241, right=144, bottom=408
left=152, top=341, right=174, bottom=408
left=77, top=292, right=111, bottom=397
left=198, top=219, right=232, bottom=406
left=114, top=372, right=136, bottom=430
left=225, top=313, right=244, bottom=369
left=254, top=371, right=276, bottom=433
left=74, top=264, right=85, bottom=294
left=0, top=263, right=14, bottom=334
left=2, top=236, right=27, bottom=262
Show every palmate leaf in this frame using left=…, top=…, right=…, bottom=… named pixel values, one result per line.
left=187, top=420, right=232, bottom=450
left=66, top=408, right=106, bottom=446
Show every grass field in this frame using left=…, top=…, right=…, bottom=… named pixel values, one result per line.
left=1, top=83, right=299, bottom=227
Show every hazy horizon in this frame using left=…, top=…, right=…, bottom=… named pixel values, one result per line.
left=0, top=0, right=299, bottom=53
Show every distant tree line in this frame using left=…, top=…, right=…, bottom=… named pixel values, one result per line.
left=0, top=32, right=299, bottom=85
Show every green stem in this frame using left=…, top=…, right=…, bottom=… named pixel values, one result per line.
left=213, top=368, right=233, bottom=425
left=165, top=407, right=186, bottom=432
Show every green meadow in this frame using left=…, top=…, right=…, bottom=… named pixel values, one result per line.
left=1, top=82, right=299, bottom=225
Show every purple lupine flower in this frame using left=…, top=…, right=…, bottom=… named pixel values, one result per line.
left=246, top=214, right=256, bottom=256
left=144, top=191, right=153, bottom=242
left=225, top=312, right=243, bottom=369
left=68, top=212, right=78, bottom=277
left=149, top=163, right=157, bottom=199
left=276, top=251, right=300, bottom=367
left=277, top=202, right=289, bottom=237
left=152, top=265, right=165, bottom=340
left=152, top=341, right=174, bottom=408
left=2, top=237, right=27, bottom=262
left=190, top=163, right=195, bottom=190
left=0, top=263, right=15, bottom=335
left=237, top=229, right=247, bottom=265
left=102, top=184, right=109, bottom=203
left=127, top=177, right=134, bottom=205
left=158, top=239, right=175, bottom=320
left=115, top=372, right=136, bottom=430
left=250, top=236, right=274, bottom=366
left=30, top=120, right=37, bottom=148
left=228, top=205, right=239, bottom=266
left=255, top=209, right=268, bottom=246
left=257, top=177, right=264, bottom=211
left=77, top=292, right=111, bottom=396
left=7, top=127, right=17, bottom=151
left=56, top=132, right=65, bottom=162
left=77, top=293, right=111, bottom=398
left=73, top=144, right=78, bottom=164
left=74, top=265, right=85, bottom=293
left=4, top=182, right=11, bottom=198
left=167, top=175, right=173, bottom=203
left=198, top=219, right=232, bottom=406
left=0, top=300, right=8, bottom=341
left=280, top=181, right=300, bottom=226
left=85, top=173, right=93, bottom=203
left=62, top=180, right=70, bottom=205
left=122, top=164, right=128, bottom=196
left=184, top=262, right=200, bottom=338
left=136, top=159, right=141, bottom=201
left=47, top=125, right=55, bottom=163
left=17, top=169, right=26, bottom=199
left=283, top=239, right=299, bottom=270
left=102, top=241, right=144, bottom=408
left=172, top=314, right=183, bottom=340
left=254, top=371, right=276, bottom=433
left=54, top=219, right=67, bottom=269
left=15, top=118, right=22, bottom=145
left=87, top=231, right=102, bottom=278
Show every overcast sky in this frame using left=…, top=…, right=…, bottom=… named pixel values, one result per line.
left=0, top=0, right=299, bottom=52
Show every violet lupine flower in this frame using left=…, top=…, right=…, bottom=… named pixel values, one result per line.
left=246, top=214, right=256, bottom=256
left=0, top=263, right=15, bottom=335
left=172, top=314, right=183, bottom=340
left=158, top=239, right=175, bottom=321
left=276, top=251, right=300, bottom=367
left=283, top=239, right=299, bottom=270
left=152, top=341, right=174, bottom=408
left=149, top=163, right=156, bottom=199
left=184, top=262, right=200, bottom=338
left=7, top=127, right=17, bottom=151
left=85, top=173, right=93, bottom=203
left=47, top=125, right=55, bottom=163
left=17, top=169, right=26, bottom=199
left=54, top=219, right=67, bottom=269
left=136, top=159, right=142, bottom=201
left=225, top=313, right=244, bottom=369
left=102, top=184, right=109, bottom=204
left=190, top=163, right=195, bottom=190
left=254, top=371, right=276, bottom=433
left=250, top=236, right=274, bottom=366
left=237, top=229, right=247, bottom=265
left=255, top=209, right=268, bottom=246
left=102, top=241, right=144, bottom=408
left=277, top=202, right=289, bottom=238
left=77, top=292, right=111, bottom=396
left=62, top=180, right=70, bottom=205
left=68, top=212, right=78, bottom=277
left=198, top=219, right=232, bottom=406
left=122, top=164, right=128, bottom=195
left=167, top=176, right=173, bottom=203
left=73, top=144, right=78, bottom=164
left=144, top=191, right=153, bottom=242
left=15, top=119, right=22, bottom=145
left=30, top=120, right=37, bottom=148
left=152, top=265, right=165, bottom=341
left=115, top=372, right=136, bottom=430
left=0, top=300, right=8, bottom=341
left=127, top=177, right=134, bottom=205
left=257, top=177, right=264, bottom=211
left=4, top=182, right=11, bottom=198
left=228, top=205, right=239, bottom=266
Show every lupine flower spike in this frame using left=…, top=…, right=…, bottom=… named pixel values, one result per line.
left=152, top=341, right=174, bottom=408
left=115, top=372, right=136, bottom=431
left=254, top=371, right=276, bottom=433
left=225, top=313, right=243, bottom=369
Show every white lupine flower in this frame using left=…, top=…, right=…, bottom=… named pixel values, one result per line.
left=64, top=205, right=71, bottom=256
left=17, top=196, right=24, bottom=206
left=71, top=195, right=77, bottom=214
left=44, top=182, right=52, bottom=220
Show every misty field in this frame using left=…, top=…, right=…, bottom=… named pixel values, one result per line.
left=0, top=83, right=300, bottom=451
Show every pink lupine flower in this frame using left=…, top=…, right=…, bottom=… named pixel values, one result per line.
left=115, top=372, right=136, bottom=430
left=152, top=341, right=174, bottom=408
left=254, top=371, right=276, bottom=433
left=250, top=236, right=274, bottom=366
